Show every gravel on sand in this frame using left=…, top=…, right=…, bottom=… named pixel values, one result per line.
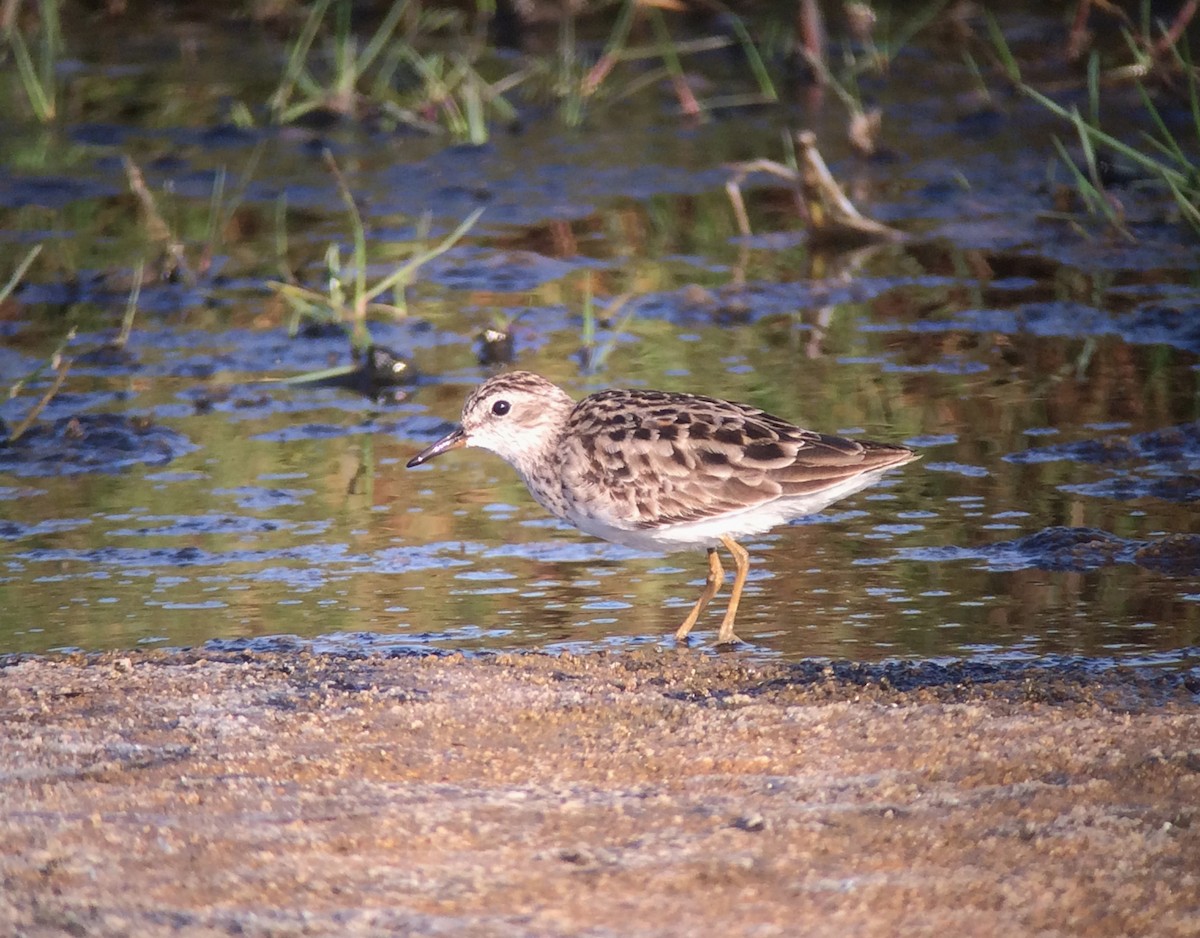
left=2, top=649, right=1198, bottom=937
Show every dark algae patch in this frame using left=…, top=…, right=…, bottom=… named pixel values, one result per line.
left=0, top=414, right=197, bottom=477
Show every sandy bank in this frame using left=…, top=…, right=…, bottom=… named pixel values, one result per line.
left=1, top=649, right=1198, bottom=937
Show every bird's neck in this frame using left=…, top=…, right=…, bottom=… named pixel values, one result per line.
left=510, top=431, right=570, bottom=521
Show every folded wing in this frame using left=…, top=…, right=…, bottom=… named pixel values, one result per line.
left=557, top=389, right=916, bottom=530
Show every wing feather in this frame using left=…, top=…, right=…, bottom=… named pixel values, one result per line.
left=556, top=389, right=915, bottom=530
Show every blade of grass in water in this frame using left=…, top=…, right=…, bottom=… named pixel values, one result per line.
left=0, top=245, right=42, bottom=305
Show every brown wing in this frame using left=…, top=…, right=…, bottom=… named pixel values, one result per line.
left=556, top=389, right=916, bottom=529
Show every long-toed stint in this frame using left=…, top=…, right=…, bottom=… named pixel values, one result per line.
left=408, top=372, right=918, bottom=645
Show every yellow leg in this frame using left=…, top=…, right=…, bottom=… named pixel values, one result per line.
left=716, top=535, right=750, bottom=645
left=674, top=548, right=724, bottom=642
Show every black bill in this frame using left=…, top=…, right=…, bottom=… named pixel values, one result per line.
left=406, top=426, right=467, bottom=468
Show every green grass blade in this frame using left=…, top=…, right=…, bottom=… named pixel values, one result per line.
left=116, top=262, right=143, bottom=349
left=878, top=0, right=951, bottom=64
left=1069, top=105, right=1102, bottom=189
left=1164, top=175, right=1200, bottom=234
left=985, top=12, right=1021, bottom=83
left=0, top=245, right=42, bottom=304
left=1087, top=52, right=1100, bottom=127
left=323, top=151, right=368, bottom=317
left=1135, top=81, right=1188, bottom=168
left=357, top=0, right=410, bottom=74
left=602, top=0, right=637, bottom=57
left=10, top=29, right=54, bottom=121
left=364, top=207, right=484, bottom=303
left=726, top=12, right=776, bottom=102
left=1023, top=84, right=1190, bottom=189
left=271, top=0, right=330, bottom=119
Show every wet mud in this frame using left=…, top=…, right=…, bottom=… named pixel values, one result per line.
left=2, top=649, right=1198, bottom=937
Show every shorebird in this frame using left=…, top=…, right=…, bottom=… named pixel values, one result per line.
left=408, top=372, right=917, bottom=644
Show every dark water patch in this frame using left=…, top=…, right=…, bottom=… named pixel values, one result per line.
left=1008, top=438, right=1139, bottom=465
left=20, top=276, right=215, bottom=317
left=13, top=544, right=362, bottom=569
left=881, top=358, right=988, bottom=376
left=482, top=540, right=656, bottom=563
left=201, top=634, right=312, bottom=655
left=1132, top=535, right=1200, bottom=577
left=1017, top=230, right=1200, bottom=274
left=899, top=526, right=1200, bottom=576
left=0, top=414, right=197, bottom=478
left=73, top=344, right=139, bottom=371
left=186, top=388, right=411, bottom=422
left=142, top=470, right=206, bottom=484
left=906, top=434, right=957, bottom=448
left=630, top=283, right=813, bottom=325
left=428, top=247, right=597, bottom=292
left=0, top=346, right=42, bottom=383
left=865, top=302, right=1200, bottom=354
left=143, top=334, right=392, bottom=382
left=1120, top=304, right=1200, bottom=352
left=0, top=485, right=46, bottom=501
left=398, top=414, right=470, bottom=445
left=1059, top=475, right=1200, bottom=504
left=213, top=487, right=316, bottom=510
left=0, top=518, right=93, bottom=541
left=924, top=462, right=990, bottom=478
left=0, top=173, right=111, bottom=210
left=1006, top=422, right=1200, bottom=465
left=0, top=391, right=135, bottom=428
left=311, top=627, right=513, bottom=655
left=366, top=150, right=730, bottom=229
left=736, top=231, right=807, bottom=251
left=250, top=416, right=412, bottom=443
left=61, top=321, right=459, bottom=383
left=996, top=527, right=1139, bottom=572
left=13, top=542, right=475, bottom=579
left=887, top=151, right=1050, bottom=230
left=201, top=631, right=488, bottom=658
left=69, top=123, right=135, bottom=147
left=625, top=276, right=962, bottom=326
left=105, top=514, right=330, bottom=538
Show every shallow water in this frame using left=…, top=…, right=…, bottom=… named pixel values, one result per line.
left=1, top=6, right=1198, bottom=667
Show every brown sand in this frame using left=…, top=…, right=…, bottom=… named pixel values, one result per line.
left=1, top=648, right=1198, bottom=937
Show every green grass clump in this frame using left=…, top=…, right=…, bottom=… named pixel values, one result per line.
left=989, top=10, right=1200, bottom=237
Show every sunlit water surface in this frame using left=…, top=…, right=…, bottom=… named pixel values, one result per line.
left=1, top=8, right=1198, bottom=669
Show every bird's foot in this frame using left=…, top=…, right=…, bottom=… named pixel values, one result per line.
left=714, top=630, right=748, bottom=648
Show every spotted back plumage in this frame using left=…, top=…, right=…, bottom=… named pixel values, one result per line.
left=555, top=387, right=916, bottom=531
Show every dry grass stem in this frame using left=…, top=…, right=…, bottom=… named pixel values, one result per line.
left=726, top=132, right=903, bottom=245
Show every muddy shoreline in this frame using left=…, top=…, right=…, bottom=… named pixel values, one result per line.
left=2, top=648, right=1198, bottom=937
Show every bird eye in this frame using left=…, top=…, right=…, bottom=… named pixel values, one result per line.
left=491, top=399, right=511, bottom=416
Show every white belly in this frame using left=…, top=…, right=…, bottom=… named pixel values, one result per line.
left=563, top=467, right=895, bottom=553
